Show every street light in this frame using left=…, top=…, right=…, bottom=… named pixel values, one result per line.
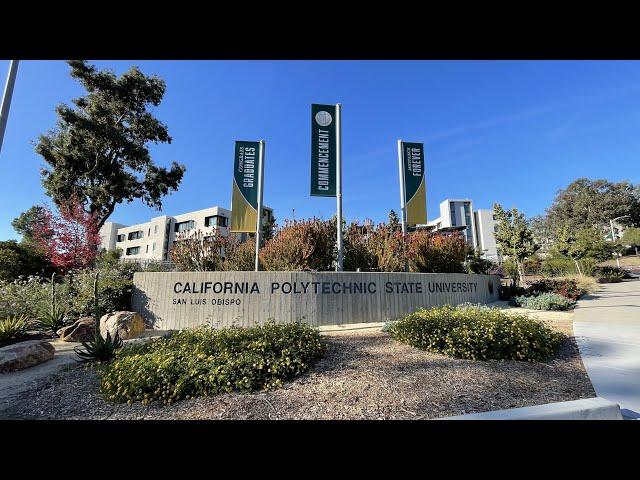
left=610, top=215, right=631, bottom=268
left=0, top=60, right=19, bottom=157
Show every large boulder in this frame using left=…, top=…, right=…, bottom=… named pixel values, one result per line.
left=56, top=317, right=96, bottom=343
left=0, top=340, right=55, bottom=373
left=100, top=311, right=145, bottom=341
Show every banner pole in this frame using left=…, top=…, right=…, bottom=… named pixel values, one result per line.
left=254, top=140, right=265, bottom=272
left=397, top=139, right=408, bottom=235
left=336, top=103, right=343, bottom=271
left=397, top=139, right=409, bottom=272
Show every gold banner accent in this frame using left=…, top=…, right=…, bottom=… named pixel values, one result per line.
left=406, top=176, right=426, bottom=225
left=231, top=181, right=257, bottom=233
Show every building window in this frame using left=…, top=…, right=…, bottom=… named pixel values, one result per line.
left=146, top=244, right=149, bottom=253
left=154, top=225, right=158, bottom=234
left=494, top=225, right=499, bottom=233
left=175, top=220, right=195, bottom=233
left=126, top=246, right=140, bottom=256
left=450, top=204, right=457, bottom=225
left=204, top=215, right=228, bottom=228
left=492, top=214, right=497, bottom=221
left=117, top=234, right=125, bottom=242
left=148, top=228, right=151, bottom=237
left=152, top=242, right=156, bottom=251
left=128, top=231, right=143, bottom=240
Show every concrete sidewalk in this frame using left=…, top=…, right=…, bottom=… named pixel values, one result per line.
left=574, top=279, right=640, bottom=419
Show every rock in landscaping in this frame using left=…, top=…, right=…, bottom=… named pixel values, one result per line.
left=0, top=340, right=55, bottom=373
left=56, top=317, right=96, bottom=343
left=100, top=311, right=145, bottom=341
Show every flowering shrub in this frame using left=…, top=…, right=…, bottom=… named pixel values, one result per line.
left=527, top=279, right=583, bottom=301
left=386, top=304, right=565, bottom=361
left=513, top=293, right=576, bottom=311
left=343, top=222, right=378, bottom=271
left=260, top=219, right=335, bottom=271
left=366, top=224, right=407, bottom=272
left=100, top=322, right=326, bottom=405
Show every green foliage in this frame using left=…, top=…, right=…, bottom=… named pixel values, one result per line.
left=75, top=331, right=123, bottom=364
left=0, top=240, right=53, bottom=282
left=408, top=231, right=468, bottom=273
left=37, top=273, right=70, bottom=332
left=0, top=277, right=50, bottom=320
left=0, top=316, right=30, bottom=344
left=493, top=203, right=539, bottom=283
left=100, top=322, right=326, bottom=405
left=465, top=249, right=496, bottom=274
left=622, top=228, right=640, bottom=254
left=37, top=60, right=185, bottom=230
left=546, top=178, right=640, bottom=233
left=593, top=266, right=628, bottom=283
left=527, top=279, right=583, bottom=301
left=513, top=293, right=576, bottom=311
left=386, top=304, right=565, bottom=362
left=11, top=206, right=49, bottom=247
left=502, top=259, right=521, bottom=284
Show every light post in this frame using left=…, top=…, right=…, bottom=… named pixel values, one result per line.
left=0, top=60, right=19, bottom=156
left=610, top=215, right=630, bottom=268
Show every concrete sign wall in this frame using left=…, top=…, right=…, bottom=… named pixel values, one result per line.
left=132, top=272, right=501, bottom=330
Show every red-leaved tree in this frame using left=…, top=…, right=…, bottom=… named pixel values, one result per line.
left=32, top=199, right=101, bottom=273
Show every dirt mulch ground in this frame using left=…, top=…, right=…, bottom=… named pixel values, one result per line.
left=0, top=318, right=594, bottom=420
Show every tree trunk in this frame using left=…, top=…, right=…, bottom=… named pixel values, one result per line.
left=573, top=258, right=583, bottom=277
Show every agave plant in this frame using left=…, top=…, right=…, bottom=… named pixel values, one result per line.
left=37, top=273, right=69, bottom=333
left=75, top=330, right=123, bottom=363
left=0, top=315, right=30, bottom=343
left=74, top=272, right=123, bottom=363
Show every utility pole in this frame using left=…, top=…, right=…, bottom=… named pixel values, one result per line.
left=0, top=60, right=19, bottom=156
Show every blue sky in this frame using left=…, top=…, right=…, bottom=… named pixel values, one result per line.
left=1, top=60, right=639, bottom=240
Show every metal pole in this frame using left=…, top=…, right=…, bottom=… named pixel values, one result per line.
left=610, top=219, right=621, bottom=268
left=336, top=103, right=343, bottom=271
left=0, top=60, right=19, bottom=156
left=254, top=140, right=265, bottom=272
left=397, top=139, right=408, bottom=236
left=397, top=139, right=409, bottom=272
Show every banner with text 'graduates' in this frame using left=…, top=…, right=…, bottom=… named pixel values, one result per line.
left=402, top=142, right=426, bottom=225
left=231, top=141, right=260, bottom=232
left=310, top=104, right=337, bottom=196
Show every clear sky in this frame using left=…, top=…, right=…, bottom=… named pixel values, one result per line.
left=1, top=60, right=639, bottom=241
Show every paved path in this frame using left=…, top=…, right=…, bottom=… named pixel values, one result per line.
left=574, top=279, right=640, bottom=419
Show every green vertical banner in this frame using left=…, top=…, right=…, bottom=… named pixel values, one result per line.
left=402, top=142, right=426, bottom=225
left=310, top=104, right=337, bottom=196
left=231, top=140, right=260, bottom=233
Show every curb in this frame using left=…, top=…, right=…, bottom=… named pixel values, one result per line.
left=439, top=397, right=623, bottom=420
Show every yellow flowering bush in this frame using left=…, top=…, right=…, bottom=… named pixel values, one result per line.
left=100, top=322, right=326, bottom=405
left=386, top=304, right=565, bottom=362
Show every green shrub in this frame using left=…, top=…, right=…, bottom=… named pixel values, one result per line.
left=527, top=279, right=583, bottom=301
left=100, top=322, right=326, bottom=405
left=540, top=256, right=576, bottom=277
left=0, top=315, right=30, bottom=344
left=593, top=266, right=629, bottom=283
left=386, top=304, right=565, bottom=362
left=513, top=293, right=576, bottom=311
left=0, top=277, right=50, bottom=320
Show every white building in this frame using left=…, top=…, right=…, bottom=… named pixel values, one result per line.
left=99, top=205, right=273, bottom=262
left=473, top=209, right=499, bottom=262
left=425, top=199, right=499, bottom=261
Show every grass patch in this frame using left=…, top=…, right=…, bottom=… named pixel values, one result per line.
left=100, top=322, right=326, bottom=405
left=386, top=304, right=565, bottom=362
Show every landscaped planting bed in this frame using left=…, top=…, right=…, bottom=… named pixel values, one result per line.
left=0, top=316, right=594, bottom=420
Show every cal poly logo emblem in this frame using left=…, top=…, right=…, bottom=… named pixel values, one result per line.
left=315, top=110, right=333, bottom=127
